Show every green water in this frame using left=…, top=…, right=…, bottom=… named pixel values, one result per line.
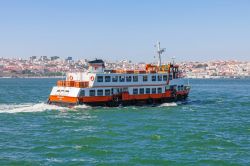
left=0, top=78, right=249, bottom=165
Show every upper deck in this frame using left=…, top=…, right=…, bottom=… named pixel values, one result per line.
left=59, top=62, right=180, bottom=89
left=56, top=42, right=181, bottom=89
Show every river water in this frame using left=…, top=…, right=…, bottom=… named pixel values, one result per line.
left=0, top=78, right=249, bottom=165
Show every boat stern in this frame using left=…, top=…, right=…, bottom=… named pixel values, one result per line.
left=48, top=86, right=81, bottom=105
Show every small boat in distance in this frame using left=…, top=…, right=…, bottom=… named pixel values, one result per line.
left=48, top=42, right=191, bottom=107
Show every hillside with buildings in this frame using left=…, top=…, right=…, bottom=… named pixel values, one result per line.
left=0, top=56, right=249, bottom=78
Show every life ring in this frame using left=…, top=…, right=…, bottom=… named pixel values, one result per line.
left=69, top=75, right=73, bottom=80
left=90, top=76, right=94, bottom=81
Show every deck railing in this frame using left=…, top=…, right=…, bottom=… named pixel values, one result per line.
left=57, top=80, right=89, bottom=88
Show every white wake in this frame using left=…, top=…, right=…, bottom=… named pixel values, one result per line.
left=0, top=102, right=179, bottom=113
left=73, top=104, right=91, bottom=109
left=158, top=102, right=178, bottom=107
left=0, top=103, right=91, bottom=113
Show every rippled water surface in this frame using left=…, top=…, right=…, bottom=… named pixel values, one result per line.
left=0, top=78, right=250, bottom=165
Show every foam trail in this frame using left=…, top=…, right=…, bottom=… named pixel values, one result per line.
left=158, top=102, right=178, bottom=107
left=0, top=103, right=69, bottom=113
left=73, top=104, right=91, bottom=109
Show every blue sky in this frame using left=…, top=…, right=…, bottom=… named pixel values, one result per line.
left=0, top=0, right=249, bottom=62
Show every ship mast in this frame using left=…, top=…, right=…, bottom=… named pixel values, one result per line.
left=155, top=41, right=166, bottom=67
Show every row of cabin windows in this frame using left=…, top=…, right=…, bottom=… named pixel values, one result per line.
left=177, top=85, right=185, bottom=91
left=83, top=89, right=111, bottom=97
left=133, top=87, right=163, bottom=95
left=169, top=85, right=185, bottom=91
left=97, top=76, right=138, bottom=82
left=97, top=75, right=170, bottom=83
left=79, top=87, right=164, bottom=97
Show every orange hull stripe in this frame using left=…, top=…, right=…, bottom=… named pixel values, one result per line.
left=176, top=90, right=189, bottom=95
left=80, top=96, right=112, bottom=102
left=123, top=94, right=163, bottom=100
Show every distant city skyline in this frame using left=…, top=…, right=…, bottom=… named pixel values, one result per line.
left=1, top=55, right=249, bottom=78
left=0, top=0, right=250, bottom=62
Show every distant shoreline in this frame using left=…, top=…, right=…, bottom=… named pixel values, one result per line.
left=0, top=76, right=249, bottom=79
left=186, top=76, right=250, bottom=79
left=0, top=76, right=65, bottom=79
left=186, top=78, right=250, bottom=80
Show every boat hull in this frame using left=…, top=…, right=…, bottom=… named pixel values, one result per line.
left=48, top=94, right=188, bottom=107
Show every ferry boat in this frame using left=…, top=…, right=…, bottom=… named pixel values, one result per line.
left=48, top=42, right=190, bottom=107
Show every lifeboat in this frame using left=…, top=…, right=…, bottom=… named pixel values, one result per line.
left=48, top=43, right=191, bottom=107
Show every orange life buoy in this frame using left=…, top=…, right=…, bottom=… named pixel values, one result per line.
left=69, top=75, right=73, bottom=80
left=90, top=76, right=94, bottom=81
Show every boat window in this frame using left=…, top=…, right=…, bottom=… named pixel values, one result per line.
left=133, top=88, right=138, bottom=94
left=105, top=76, right=111, bottom=82
left=139, top=88, right=144, bottom=94
left=146, top=88, right=150, bottom=94
left=133, top=75, right=138, bottom=82
left=105, top=89, right=111, bottom=96
left=126, top=75, right=132, bottom=82
left=123, top=88, right=128, bottom=92
left=119, top=76, right=125, bottom=82
left=157, top=87, right=162, bottom=93
left=79, top=90, right=85, bottom=96
left=97, top=89, right=103, bottom=96
left=165, top=85, right=170, bottom=90
left=158, top=75, right=162, bottom=81
left=169, top=74, right=173, bottom=80
left=112, top=76, right=118, bottom=82
left=152, top=88, right=156, bottom=94
left=97, top=76, right=103, bottom=82
left=163, top=75, right=168, bottom=81
left=152, top=75, right=156, bottom=81
left=57, top=90, right=60, bottom=92
left=143, top=75, right=148, bottom=82
left=65, top=90, right=69, bottom=93
left=177, top=85, right=181, bottom=91
left=89, top=90, right=95, bottom=96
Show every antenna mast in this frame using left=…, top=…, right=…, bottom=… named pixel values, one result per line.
left=156, top=41, right=165, bottom=67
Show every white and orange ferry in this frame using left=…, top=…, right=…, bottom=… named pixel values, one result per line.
left=48, top=43, right=190, bottom=106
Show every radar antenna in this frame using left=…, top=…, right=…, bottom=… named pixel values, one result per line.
left=155, top=41, right=166, bottom=67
